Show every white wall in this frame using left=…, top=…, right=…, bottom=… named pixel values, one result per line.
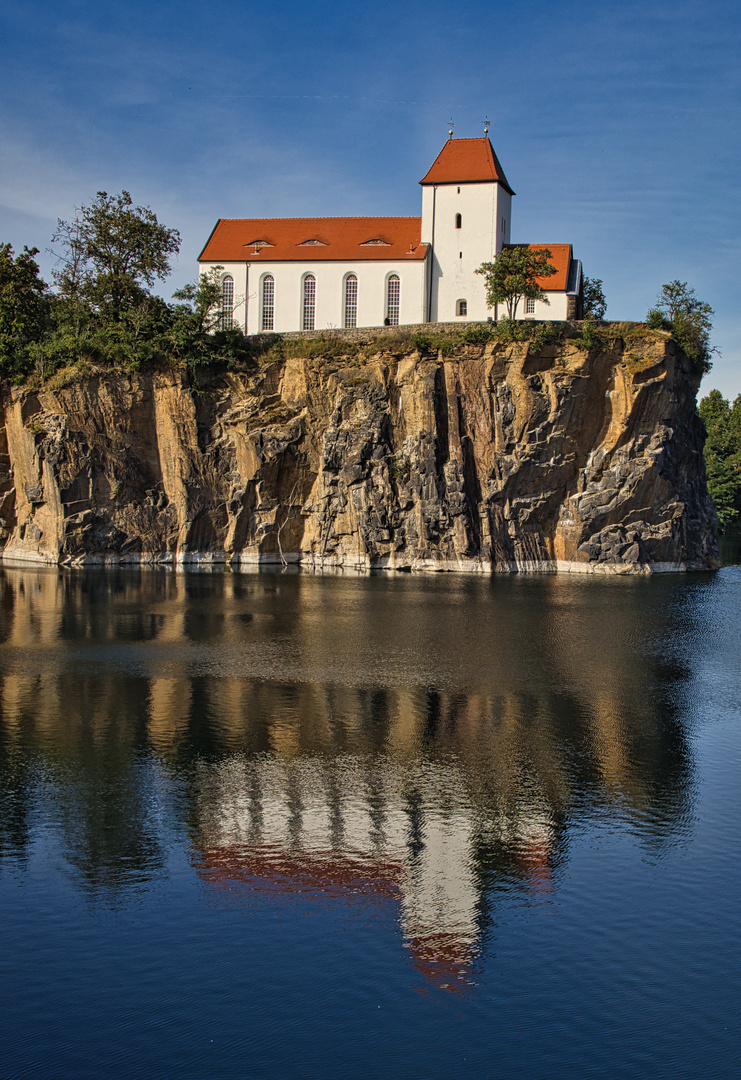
left=200, top=258, right=428, bottom=334
left=518, top=291, right=570, bottom=321
left=421, top=182, right=511, bottom=322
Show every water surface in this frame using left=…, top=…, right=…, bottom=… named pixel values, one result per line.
left=0, top=565, right=740, bottom=1078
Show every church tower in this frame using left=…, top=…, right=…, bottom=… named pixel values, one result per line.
left=420, top=136, right=514, bottom=323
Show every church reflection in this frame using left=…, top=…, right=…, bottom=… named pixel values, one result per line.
left=0, top=565, right=697, bottom=988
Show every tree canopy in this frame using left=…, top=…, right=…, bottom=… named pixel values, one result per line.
left=646, top=281, right=715, bottom=373
left=51, top=191, right=181, bottom=323
left=582, top=276, right=607, bottom=320
left=698, top=389, right=741, bottom=527
left=476, top=246, right=557, bottom=320
left=0, top=244, right=48, bottom=376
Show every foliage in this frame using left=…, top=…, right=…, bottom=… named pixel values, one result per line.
left=582, top=276, right=607, bottom=320
left=646, top=281, right=715, bottom=374
left=460, top=323, right=493, bottom=344
left=0, top=244, right=48, bottom=377
left=698, top=390, right=741, bottom=527
left=476, top=246, right=557, bottom=319
left=410, top=331, right=456, bottom=355
left=51, top=191, right=181, bottom=325
left=491, top=318, right=556, bottom=351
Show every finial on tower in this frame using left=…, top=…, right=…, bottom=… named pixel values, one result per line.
left=483, top=117, right=490, bottom=136
left=448, top=118, right=454, bottom=139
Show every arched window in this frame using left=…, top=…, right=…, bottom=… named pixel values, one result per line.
left=302, top=274, right=316, bottom=331
left=386, top=275, right=400, bottom=326
left=220, top=275, right=234, bottom=330
left=344, top=274, right=358, bottom=328
left=456, top=299, right=467, bottom=317
left=455, top=213, right=462, bottom=229
left=261, top=275, right=274, bottom=332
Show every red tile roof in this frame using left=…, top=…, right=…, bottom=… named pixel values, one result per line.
left=503, top=243, right=573, bottom=291
left=420, top=137, right=515, bottom=193
left=199, top=216, right=427, bottom=263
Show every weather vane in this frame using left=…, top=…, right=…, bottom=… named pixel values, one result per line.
left=448, top=118, right=454, bottom=139
left=483, top=117, right=490, bottom=135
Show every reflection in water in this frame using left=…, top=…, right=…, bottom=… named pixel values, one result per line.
left=0, top=565, right=696, bottom=987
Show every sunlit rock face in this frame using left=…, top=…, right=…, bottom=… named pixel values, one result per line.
left=0, top=331, right=719, bottom=572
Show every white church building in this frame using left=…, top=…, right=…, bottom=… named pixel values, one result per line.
left=198, top=135, right=583, bottom=333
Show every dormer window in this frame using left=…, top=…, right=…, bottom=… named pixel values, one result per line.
left=298, top=239, right=327, bottom=246
left=455, top=214, right=462, bottom=229
left=360, top=238, right=391, bottom=246
left=246, top=239, right=273, bottom=248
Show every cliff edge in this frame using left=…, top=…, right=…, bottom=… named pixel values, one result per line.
left=0, top=329, right=720, bottom=573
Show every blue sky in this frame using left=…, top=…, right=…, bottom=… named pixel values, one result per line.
left=1, top=0, right=739, bottom=396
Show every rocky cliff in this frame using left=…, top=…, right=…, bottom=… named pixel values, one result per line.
left=0, top=329, right=720, bottom=573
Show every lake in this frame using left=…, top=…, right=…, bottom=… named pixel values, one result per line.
left=1, top=562, right=740, bottom=1078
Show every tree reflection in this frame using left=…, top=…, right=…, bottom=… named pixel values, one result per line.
left=0, top=565, right=701, bottom=979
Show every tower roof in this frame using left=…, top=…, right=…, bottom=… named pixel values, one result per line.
left=420, top=137, right=515, bottom=194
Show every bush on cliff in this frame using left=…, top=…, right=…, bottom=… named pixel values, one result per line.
left=646, top=281, right=715, bottom=374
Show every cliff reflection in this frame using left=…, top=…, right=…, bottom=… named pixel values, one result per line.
left=0, top=566, right=697, bottom=985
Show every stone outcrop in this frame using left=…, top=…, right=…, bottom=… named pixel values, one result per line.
left=0, top=330, right=720, bottom=573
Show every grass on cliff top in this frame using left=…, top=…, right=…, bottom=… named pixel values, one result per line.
left=251, top=320, right=656, bottom=364
left=13, top=320, right=678, bottom=397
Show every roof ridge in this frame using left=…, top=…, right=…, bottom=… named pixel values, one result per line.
left=217, top=215, right=422, bottom=222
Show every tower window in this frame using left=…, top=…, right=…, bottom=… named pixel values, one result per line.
left=302, top=274, right=316, bottom=331
left=456, top=299, right=467, bottom=317
left=261, top=274, right=274, bottom=331
left=344, top=274, right=357, bottom=328
left=386, top=275, right=400, bottom=326
left=219, top=275, right=234, bottom=330
left=455, top=213, right=462, bottom=229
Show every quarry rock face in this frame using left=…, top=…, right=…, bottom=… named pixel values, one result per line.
left=0, top=332, right=720, bottom=574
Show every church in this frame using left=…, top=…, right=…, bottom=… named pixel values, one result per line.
left=198, top=135, right=583, bottom=333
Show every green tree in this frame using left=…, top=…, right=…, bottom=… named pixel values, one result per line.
left=0, top=244, right=48, bottom=376
left=698, top=389, right=741, bottom=527
left=646, top=280, right=715, bottom=373
left=52, top=191, right=180, bottom=324
left=476, top=246, right=557, bottom=320
left=170, top=268, right=251, bottom=370
left=582, top=276, right=607, bottom=320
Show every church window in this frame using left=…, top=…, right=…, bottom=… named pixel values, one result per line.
left=302, top=274, right=316, bottom=331
left=456, top=299, right=467, bottom=317
left=261, top=275, right=274, bottom=332
left=219, top=275, right=234, bottom=330
left=386, top=275, right=400, bottom=326
left=344, top=274, right=358, bottom=328
left=455, top=213, right=462, bottom=229
left=525, top=297, right=536, bottom=314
